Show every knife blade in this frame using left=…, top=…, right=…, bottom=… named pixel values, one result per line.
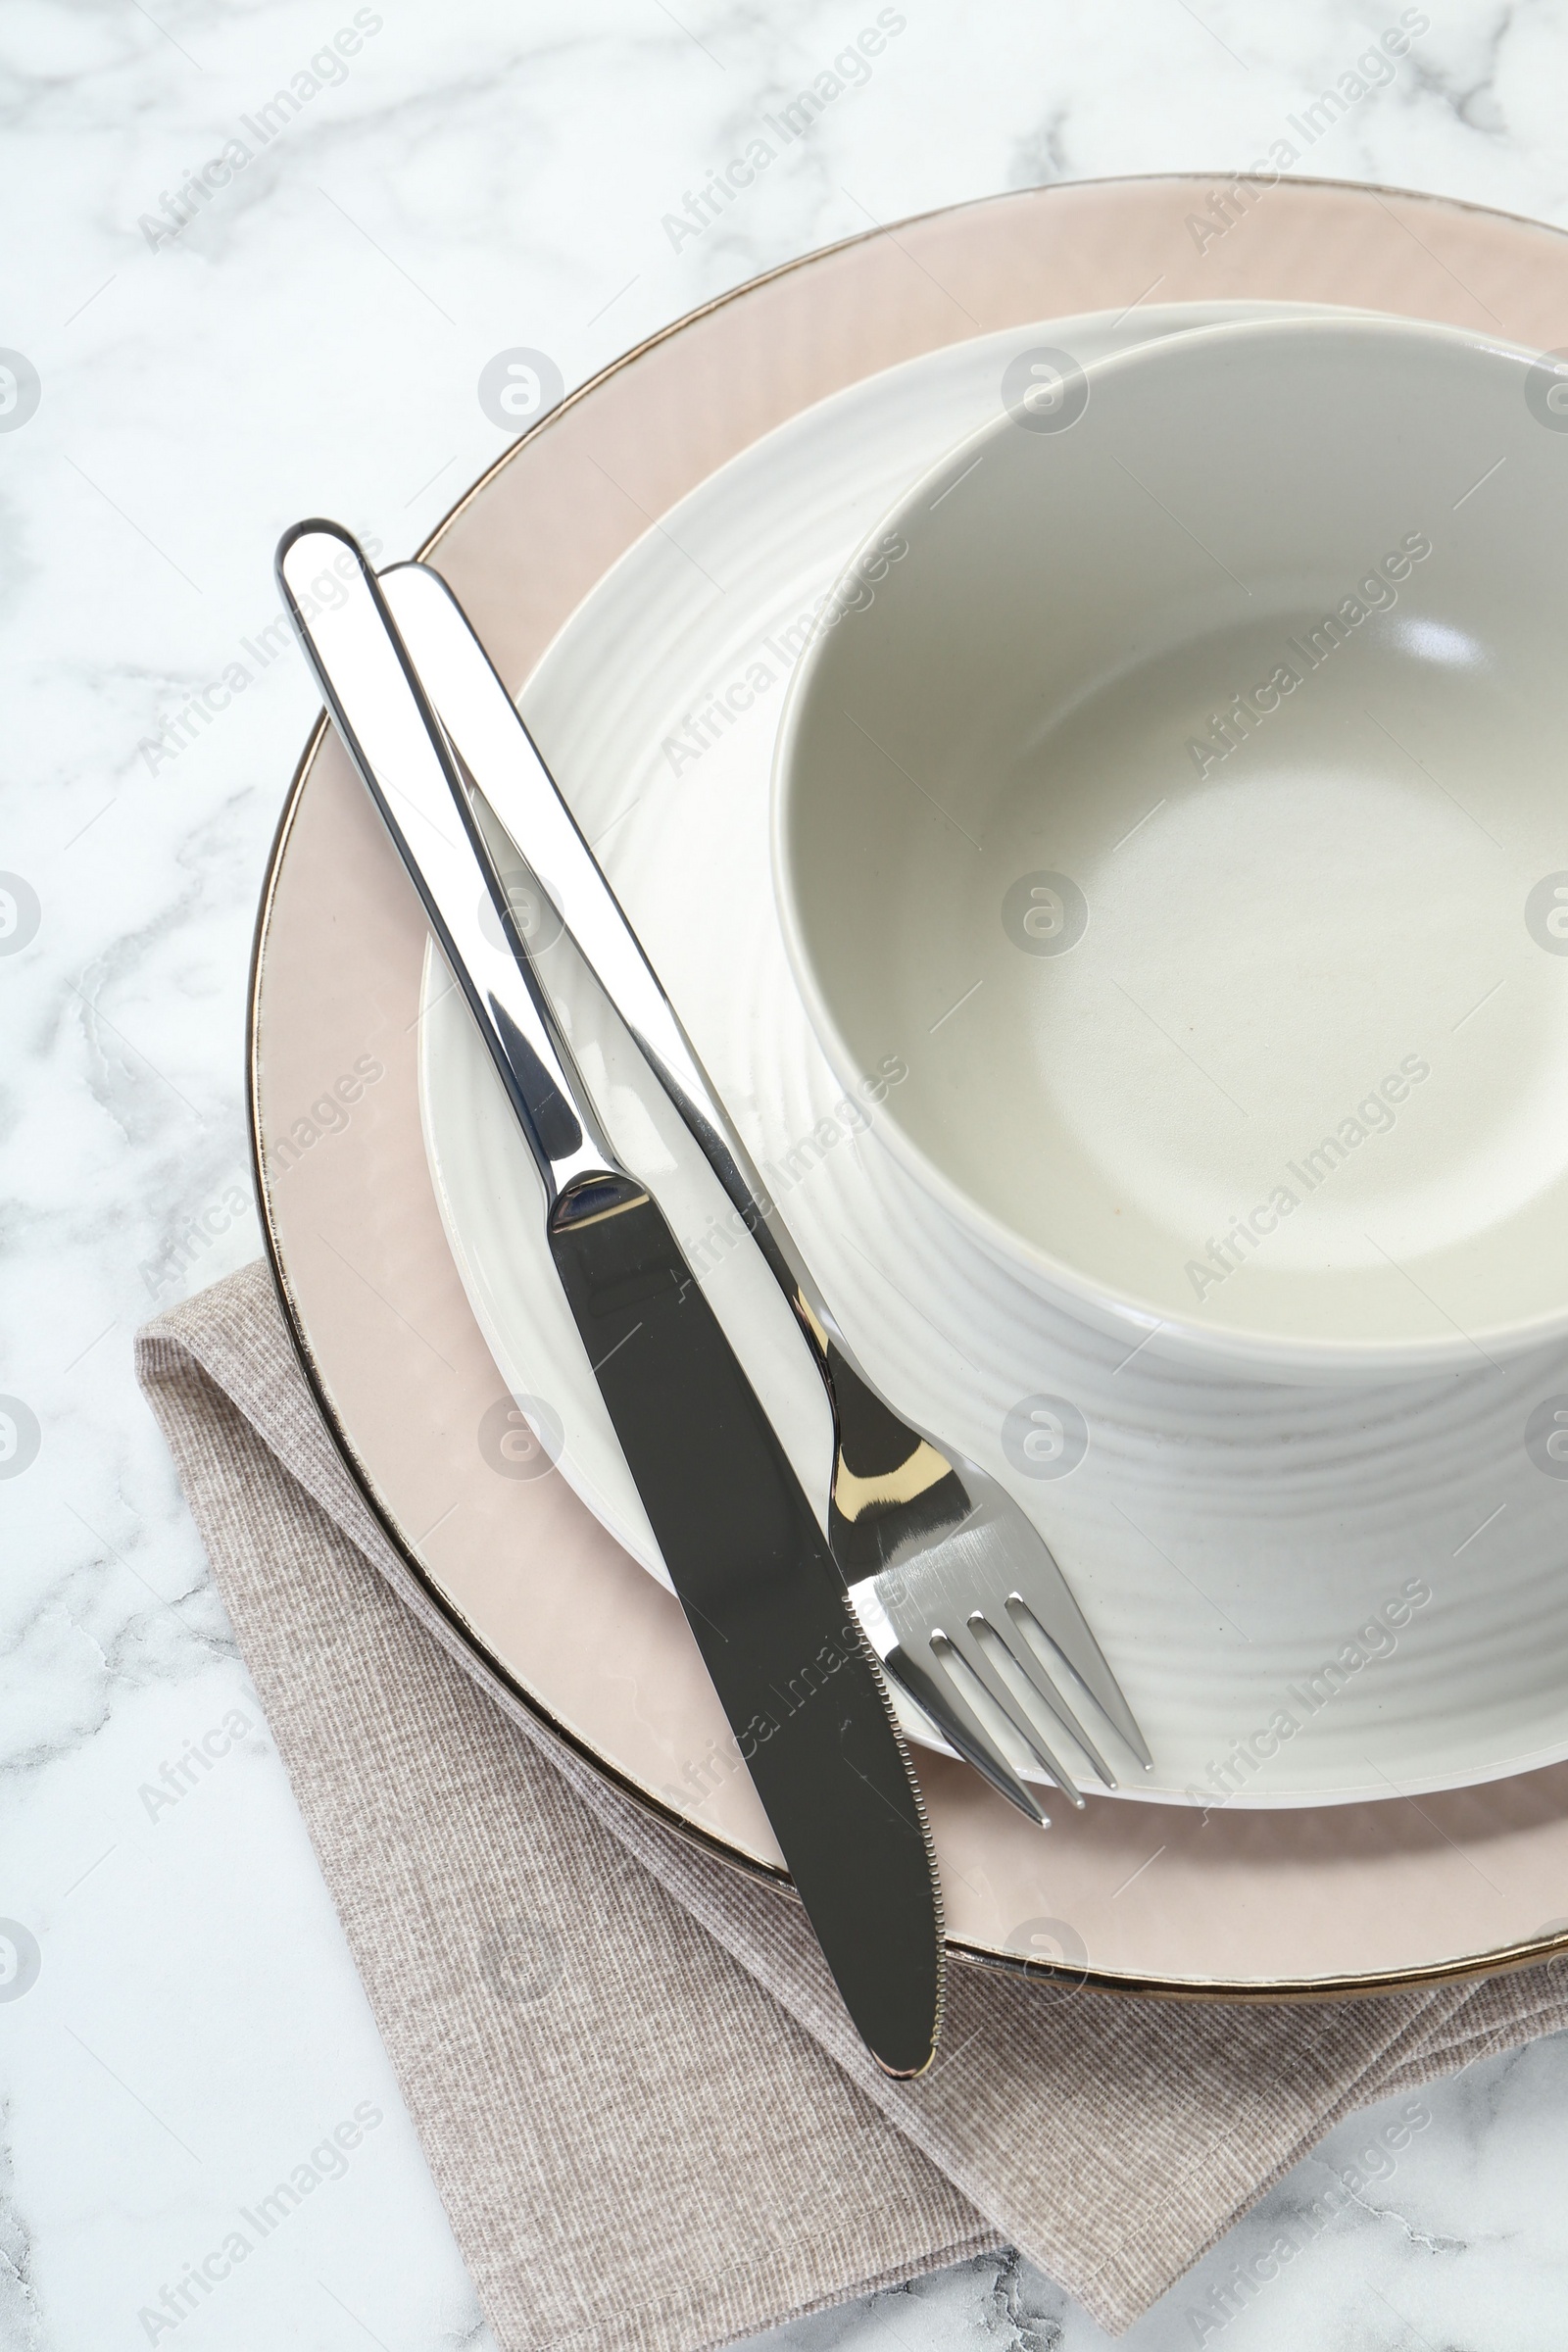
left=275, top=519, right=945, bottom=2077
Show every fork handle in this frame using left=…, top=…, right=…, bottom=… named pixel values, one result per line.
left=378, top=559, right=969, bottom=1564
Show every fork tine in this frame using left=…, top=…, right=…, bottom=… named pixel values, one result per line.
left=939, top=1618, right=1086, bottom=1808
left=994, top=1599, right=1119, bottom=1789
left=1007, top=1590, right=1153, bottom=1773
left=898, top=1634, right=1050, bottom=1826
left=853, top=1575, right=1049, bottom=1824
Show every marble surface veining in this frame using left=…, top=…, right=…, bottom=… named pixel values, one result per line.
left=4, top=1, right=1568, bottom=2345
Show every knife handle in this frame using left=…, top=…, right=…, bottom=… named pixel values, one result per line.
left=378, top=563, right=809, bottom=1272
left=276, top=522, right=621, bottom=1223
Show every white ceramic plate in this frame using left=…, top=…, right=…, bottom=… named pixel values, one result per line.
left=418, top=305, right=1568, bottom=1808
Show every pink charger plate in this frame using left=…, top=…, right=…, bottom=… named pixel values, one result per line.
left=252, top=175, right=1568, bottom=1996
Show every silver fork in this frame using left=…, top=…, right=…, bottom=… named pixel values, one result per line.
left=379, top=557, right=1152, bottom=1826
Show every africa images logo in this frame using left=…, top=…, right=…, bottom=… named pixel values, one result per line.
left=1183, top=1054, right=1431, bottom=1305
left=1184, top=533, right=1433, bottom=780
left=136, top=13, right=384, bottom=251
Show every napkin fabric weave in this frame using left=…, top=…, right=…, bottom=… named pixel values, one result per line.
left=135, top=1262, right=1568, bottom=2348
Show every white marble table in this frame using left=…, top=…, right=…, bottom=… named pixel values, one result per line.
left=4, top=2, right=1568, bottom=2344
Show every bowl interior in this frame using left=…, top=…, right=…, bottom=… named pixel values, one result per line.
left=775, top=315, right=1568, bottom=1367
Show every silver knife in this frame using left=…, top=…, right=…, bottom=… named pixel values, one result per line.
left=276, top=519, right=946, bottom=2078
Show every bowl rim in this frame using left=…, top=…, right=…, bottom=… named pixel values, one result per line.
left=770, top=306, right=1562, bottom=1376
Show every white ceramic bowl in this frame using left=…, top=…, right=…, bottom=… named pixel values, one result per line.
left=774, top=314, right=1568, bottom=1374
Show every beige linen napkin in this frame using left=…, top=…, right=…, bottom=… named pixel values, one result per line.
left=135, top=1262, right=1568, bottom=2348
